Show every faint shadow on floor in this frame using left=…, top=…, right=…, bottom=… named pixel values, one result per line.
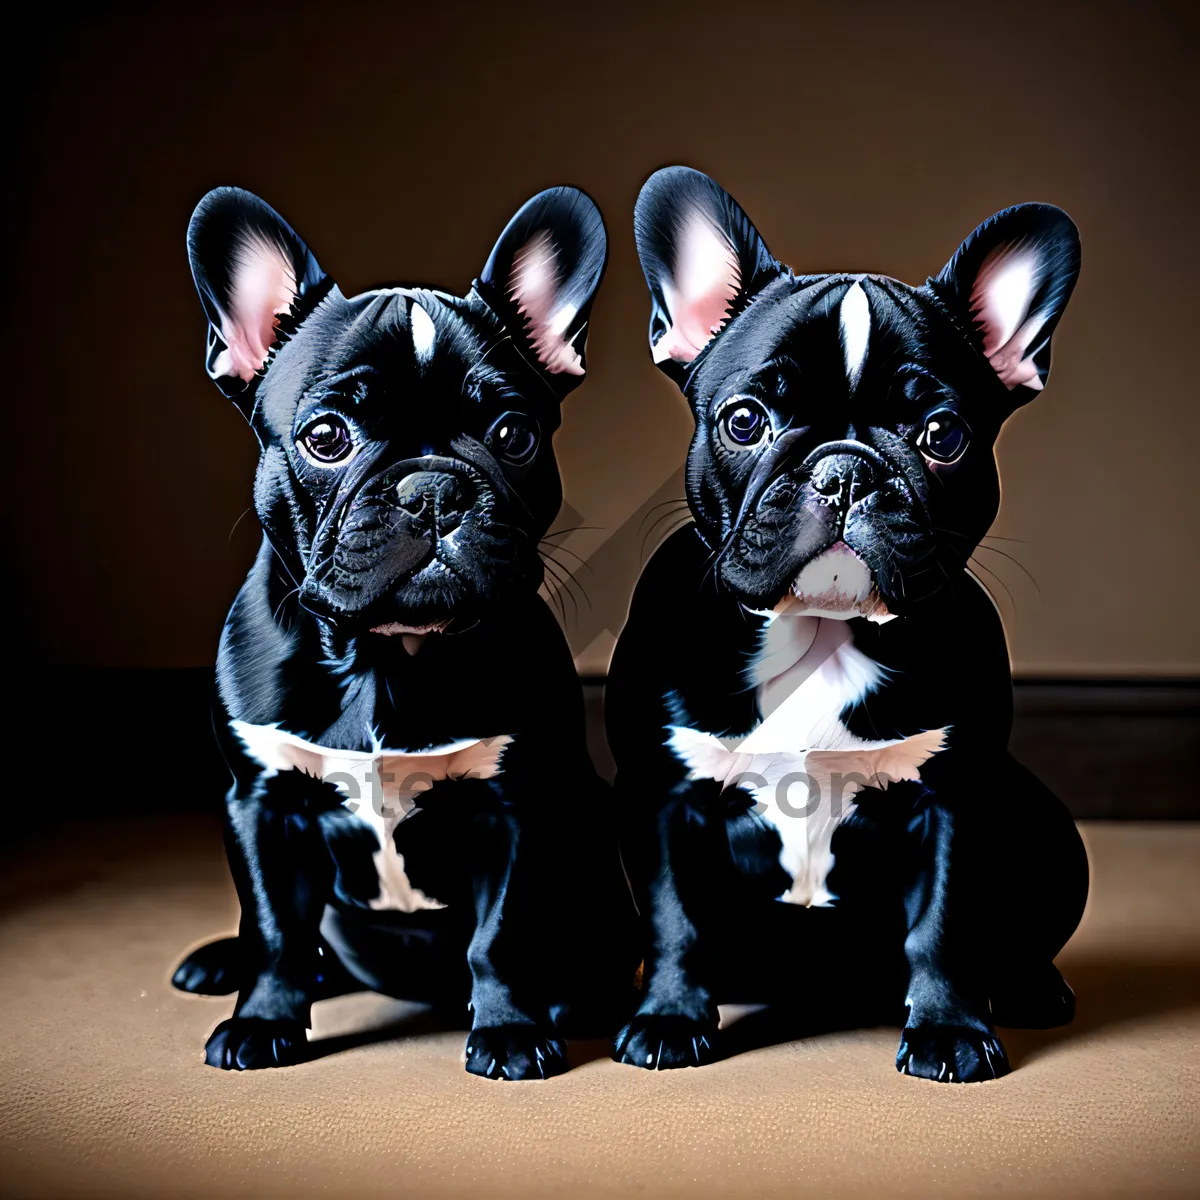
left=303, top=994, right=615, bottom=1070
left=1001, top=954, right=1200, bottom=1067
left=712, top=952, right=1200, bottom=1069
left=286, top=951, right=1200, bottom=1073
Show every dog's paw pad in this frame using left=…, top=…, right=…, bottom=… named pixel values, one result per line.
left=204, top=1017, right=308, bottom=1071
left=613, top=1013, right=717, bottom=1071
left=172, top=938, right=241, bottom=996
left=464, top=1025, right=567, bottom=1081
left=896, top=1022, right=1010, bottom=1083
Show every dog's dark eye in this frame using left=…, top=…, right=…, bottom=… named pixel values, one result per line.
left=298, top=416, right=355, bottom=465
left=718, top=398, right=771, bottom=451
left=917, top=409, right=971, bottom=464
left=486, top=412, right=539, bottom=466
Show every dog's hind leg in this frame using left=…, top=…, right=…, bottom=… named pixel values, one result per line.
left=172, top=936, right=242, bottom=996
left=318, top=905, right=471, bottom=1012
left=896, top=752, right=1089, bottom=1081
left=982, top=754, right=1089, bottom=1029
left=172, top=932, right=362, bottom=1000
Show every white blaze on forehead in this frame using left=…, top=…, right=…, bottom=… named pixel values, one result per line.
left=839, top=280, right=870, bottom=391
left=410, top=300, right=437, bottom=364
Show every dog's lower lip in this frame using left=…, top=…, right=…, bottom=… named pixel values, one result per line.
left=773, top=541, right=893, bottom=620
left=369, top=620, right=449, bottom=636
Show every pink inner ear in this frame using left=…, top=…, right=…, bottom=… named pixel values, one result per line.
left=969, top=243, right=1046, bottom=392
left=214, top=232, right=299, bottom=382
left=653, top=211, right=741, bottom=365
left=508, top=232, right=584, bottom=376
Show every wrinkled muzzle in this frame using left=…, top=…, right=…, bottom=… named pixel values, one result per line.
left=298, top=455, right=487, bottom=625
left=723, top=438, right=919, bottom=617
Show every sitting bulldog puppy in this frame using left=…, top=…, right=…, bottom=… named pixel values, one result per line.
left=172, top=184, right=634, bottom=1079
left=607, top=167, right=1089, bottom=1082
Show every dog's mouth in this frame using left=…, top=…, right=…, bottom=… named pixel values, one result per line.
left=772, top=542, right=893, bottom=622
left=301, top=498, right=545, bottom=643
left=368, top=620, right=451, bottom=637
left=368, top=617, right=452, bottom=656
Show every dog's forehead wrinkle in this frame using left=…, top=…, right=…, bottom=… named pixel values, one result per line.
left=693, top=293, right=827, bottom=402
left=343, top=290, right=411, bottom=342
left=314, top=299, right=489, bottom=399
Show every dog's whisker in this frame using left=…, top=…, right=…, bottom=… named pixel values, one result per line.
left=640, top=507, right=693, bottom=559
left=640, top=513, right=694, bottom=558
left=971, top=542, right=1041, bottom=594
left=540, top=555, right=582, bottom=627
left=272, top=586, right=301, bottom=624
left=967, top=555, right=1017, bottom=613
left=539, top=570, right=568, bottom=627
left=638, top=498, right=690, bottom=535
left=537, top=540, right=595, bottom=576
left=228, top=507, right=254, bottom=543
left=932, top=525, right=1040, bottom=596
left=539, top=548, right=593, bottom=612
left=542, top=525, right=603, bottom=540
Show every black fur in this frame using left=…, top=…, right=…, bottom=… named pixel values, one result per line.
left=173, top=186, right=636, bottom=1079
left=607, top=167, right=1089, bottom=1082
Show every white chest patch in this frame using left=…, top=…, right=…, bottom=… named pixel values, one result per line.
left=231, top=721, right=511, bottom=913
left=668, top=615, right=946, bottom=906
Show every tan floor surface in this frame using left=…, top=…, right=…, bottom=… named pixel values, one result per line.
left=1, top=817, right=1197, bottom=1198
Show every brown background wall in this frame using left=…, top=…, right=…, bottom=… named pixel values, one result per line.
left=6, top=0, right=1197, bottom=676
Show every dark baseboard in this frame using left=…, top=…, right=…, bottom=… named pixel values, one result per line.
left=1006, top=679, right=1199, bottom=820
left=15, top=669, right=1197, bottom=840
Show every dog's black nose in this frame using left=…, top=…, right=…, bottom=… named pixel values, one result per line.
left=810, top=453, right=880, bottom=511
left=394, top=471, right=475, bottom=536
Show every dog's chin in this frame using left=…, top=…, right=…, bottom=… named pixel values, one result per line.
left=359, top=558, right=479, bottom=638
left=770, top=542, right=894, bottom=622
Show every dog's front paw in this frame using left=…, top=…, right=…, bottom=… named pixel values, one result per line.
left=173, top=937, right=242, bottom=995
left=613, top=1013, right=717, bottom=1071
left=896, top=1021, right=1010, bottom=1083
left=464, top=1025, right=567, bottom=1081
left=204, top=1017, right=308, bottom=1070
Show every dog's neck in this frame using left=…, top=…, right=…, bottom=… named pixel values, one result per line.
left=748, top=614, right=886, bottom=728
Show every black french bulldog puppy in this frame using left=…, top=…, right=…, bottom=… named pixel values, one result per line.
left=607, top=167, right=1089, bottom=1082
left=172, top=185, right=635, bottom=1079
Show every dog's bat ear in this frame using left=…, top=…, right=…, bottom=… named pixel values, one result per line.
left=187, top=188, right=330, bottom=402
left=634, top=167, right=782, bottom=385
left=927, top=203, right=1080, bottom=404
left=474, top=187, right=607, bottom=397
